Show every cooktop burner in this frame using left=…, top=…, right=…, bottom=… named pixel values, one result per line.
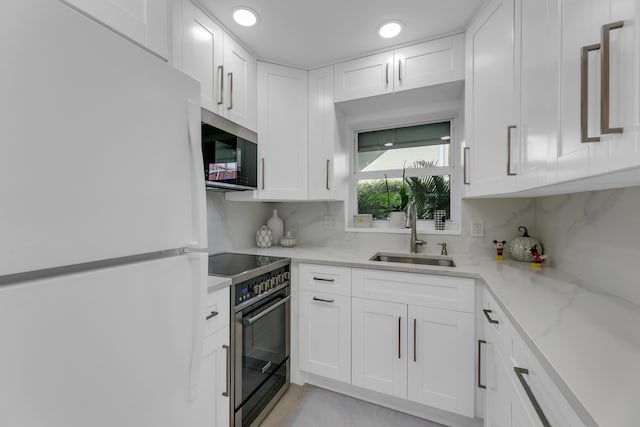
left=207, top=252, right=288, bottom=282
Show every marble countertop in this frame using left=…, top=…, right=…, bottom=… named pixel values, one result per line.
left=236, top=245, right=640, bottom=427
left=206, top=275, right=231, bottom=293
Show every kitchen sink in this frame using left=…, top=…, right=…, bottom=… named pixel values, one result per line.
left=369, top=252, right=456, bottom=267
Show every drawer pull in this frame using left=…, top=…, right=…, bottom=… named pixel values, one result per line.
left=601, top=21, right=624, bottom=135
left=222, top=344, right=230, bottom=397
left=514, top=367, right=551, bottom=427
left=398, top=317, right=401, bottom=359
left=312, top=277, right=335, bottom=282
left=206, top=311, right=219, bottom=320
left=483, top=309, right=499, bottom=324
left=312, top=297, right=334, bottom=303
left=478, top=340, right=487, bottom=389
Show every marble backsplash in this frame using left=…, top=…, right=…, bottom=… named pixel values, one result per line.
left=535, top=186, right=640, bottom=307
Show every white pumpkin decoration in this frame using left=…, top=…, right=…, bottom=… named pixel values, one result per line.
left=508, top=226, right=542, bottom=262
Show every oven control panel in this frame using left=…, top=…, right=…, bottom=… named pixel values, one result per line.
left=235, top=265, right=290, bottom=305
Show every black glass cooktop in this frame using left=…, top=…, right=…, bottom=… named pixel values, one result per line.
left=207, top=252, right=287, bottom=278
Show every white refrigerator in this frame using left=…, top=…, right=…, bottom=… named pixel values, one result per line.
left=0, top=2, right=209, bottom=426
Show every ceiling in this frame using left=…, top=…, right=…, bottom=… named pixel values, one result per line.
left=199, top=0, right=486, bottom=70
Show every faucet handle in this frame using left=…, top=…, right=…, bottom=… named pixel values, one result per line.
left=437, top=242, right=448, bottom=256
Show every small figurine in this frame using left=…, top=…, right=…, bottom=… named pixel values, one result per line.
left=527, top=244, right=547, bottom=267
left=493, top=240, right=507, bottom=260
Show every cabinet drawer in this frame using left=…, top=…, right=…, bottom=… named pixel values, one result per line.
left=352, top=269, right=474, bottom=313
left=482, top=288, right=512, bottom=360
left=511, top=332, right=585, bottom=427
left=205, top=286, right=230, bottom=336
left=299, top=264, right=352, bottom=296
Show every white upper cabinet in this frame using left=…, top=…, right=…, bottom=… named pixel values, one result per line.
left=173, top=0, right=257, bottom=131
left=394, top=35, right=465, bottom=93
left=62, top=0, right=168, bottom=59
left=223, top=33, right=257, bottom=131
left=257, top=62, right=308, bottom=200
left=334, top=34, right=464, bottom=103
left=465, top=0, right=520, bottom=196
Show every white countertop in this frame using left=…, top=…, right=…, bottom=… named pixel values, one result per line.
left=236, top=245, right=640, bottom=427
left=206, top=275, right=232, bottom=293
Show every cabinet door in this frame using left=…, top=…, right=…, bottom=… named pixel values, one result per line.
left=484, top=341, right=513, bottom=427
left=518, top=0, right=560, bottom=190
left=334, top=51, right=394, bottom=102
left=299, top=290, right=351, bottom=382
left=223, top=33, right=257, bottom=131
left=62, top=0, right=168, bottom=59
left=352, top=298, right=407, bottom=398
left=394, top=34, right=465, bottom=93
left=407, top=305, right=474, bottom=417
left=187, top=326, right=230, bottom=427
left=180, top=1, right=223, bottom=114
left=308, top=66, right=337, bottom=200
left=466, top=0, right=520, bottom=196
left=257, top=62, right=308, bottom=200
left=558, top=0, right=609, bottom=181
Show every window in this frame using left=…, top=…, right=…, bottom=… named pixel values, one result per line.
left=354, top=120, right=455, bottom=225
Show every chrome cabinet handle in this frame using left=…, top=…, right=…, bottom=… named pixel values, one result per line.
left=581, top=44, right=602, bottom=142
left=601, top=21, right=624, bottom=135
left=205, top=310, right=219, bottom=320
left=478, top=340, right=487, bottom=389
left=227, top=72, right=233, bottom=110
left=398, top=58, right=402, bottom=82
left=397, top=317, right=401, bottom=359
left=312, top=277, right=335, bottom=282
left=217, top=65, right=224, bottom=105
left=413, top=318, right=417, bottom=362
left=385, top=63, right=389, bottom=85
left=326, top=159, right=330, bottom=190
left=507, top=125, right=517, bottom=176
left=483, top=309, right=499, bottom=324
left=261, top=158, right=265, bottom=190
left=312, top=296, right=334, bottom=303
left=243, top=296, right=290, bottom=325
left=222, top=344, right=230, bottom=397
left=514, top=367, right=551, bottom=427
left=463, top=146, right=470, bottom=185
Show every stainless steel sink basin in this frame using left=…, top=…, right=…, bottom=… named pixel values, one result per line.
left=369, top=252, right=456, bottom=267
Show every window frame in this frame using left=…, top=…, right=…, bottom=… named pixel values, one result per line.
left=347, top=114, right=462, bottom=234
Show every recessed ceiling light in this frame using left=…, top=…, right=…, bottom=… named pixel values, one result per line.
left=233, top=7, right=258, bottom=27
left=384, top=142, right=394, bottom=147
left=441, top=136, right=451, bottom=140
left=378, top=21, right=402, bottom=39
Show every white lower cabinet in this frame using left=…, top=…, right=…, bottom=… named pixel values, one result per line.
left=351, top=298, right=408, bottom=398
left=407, top=305, right=475, bottom=417
left=299, top=290, right=351, bottom=383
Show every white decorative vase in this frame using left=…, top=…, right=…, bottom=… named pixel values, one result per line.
left=388, top=211, right=406, bottom=228
left=256, top=225, right=272, bottom=248
left=267, top=209, right=284, bottom=245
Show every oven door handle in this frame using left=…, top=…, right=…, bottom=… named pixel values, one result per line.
left=243, top=295, right=291, bottom=325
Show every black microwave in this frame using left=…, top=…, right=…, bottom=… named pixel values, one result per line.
left=201, top=109, right=257, bottom=191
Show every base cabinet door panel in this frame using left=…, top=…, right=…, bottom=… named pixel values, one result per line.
left=299, top=290, right=351, bottom=383
left=408, top=305, right=475, bottom=417
left=352, top=297, right=407, bottom=399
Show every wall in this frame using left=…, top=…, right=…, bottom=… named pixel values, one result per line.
left=272, top=198, right=536, bottom=256
left=535, top=186, right=640, bottom=307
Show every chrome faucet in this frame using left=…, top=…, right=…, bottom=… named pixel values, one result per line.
left=438, top=242, right=448, bottom=256
left=409, top=201, right=425, bottom=253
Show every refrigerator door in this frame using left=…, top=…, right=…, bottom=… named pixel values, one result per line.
left=0, top=1, right=207, bottom=277
left=0, top=253, right=207, bottom=427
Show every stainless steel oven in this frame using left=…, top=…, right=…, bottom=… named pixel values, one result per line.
left=209, top=253, right=290, bottom=427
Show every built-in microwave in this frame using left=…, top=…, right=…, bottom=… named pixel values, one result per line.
left=201, top=108, right=258, bottom=191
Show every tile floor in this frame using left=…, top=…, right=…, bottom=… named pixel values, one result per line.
left=260, top=384, right=446, bottom=427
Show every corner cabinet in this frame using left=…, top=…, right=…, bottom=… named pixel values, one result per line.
left=256, top=62, right=309, bottom=200
left=172, top=0, right=256, bottom=131
left=61, top=0, right=168, bottom=59
left=334, top=34, right=465, bottom=102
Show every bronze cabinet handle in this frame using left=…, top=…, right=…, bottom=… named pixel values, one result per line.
left=398, top=317, right=401, bottom=359
left=478, top=340, right=487, bottom=389
left=514, top=367, right=551, bottom=427
left=507, top=125, right=517, bottom=176
left=581, top=44, right=602, bottom=142
left=385, top=63, right=389, bottom=85
left=463, top=146, right=470, bottom=185
left=312, top=296, right=334, bottom=303
left=601, top=21, right=624, bottom=135
left=227, top=72, right=233, bottom=110
left=222, top=344, right=230, bottom=397
left=217, top=65, right=224, bottom=105
left=205, top=310, right=219, bottom=320
left=413, top=319, right=417, bottom=362
left=483, top=309, right=499, bottom=324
